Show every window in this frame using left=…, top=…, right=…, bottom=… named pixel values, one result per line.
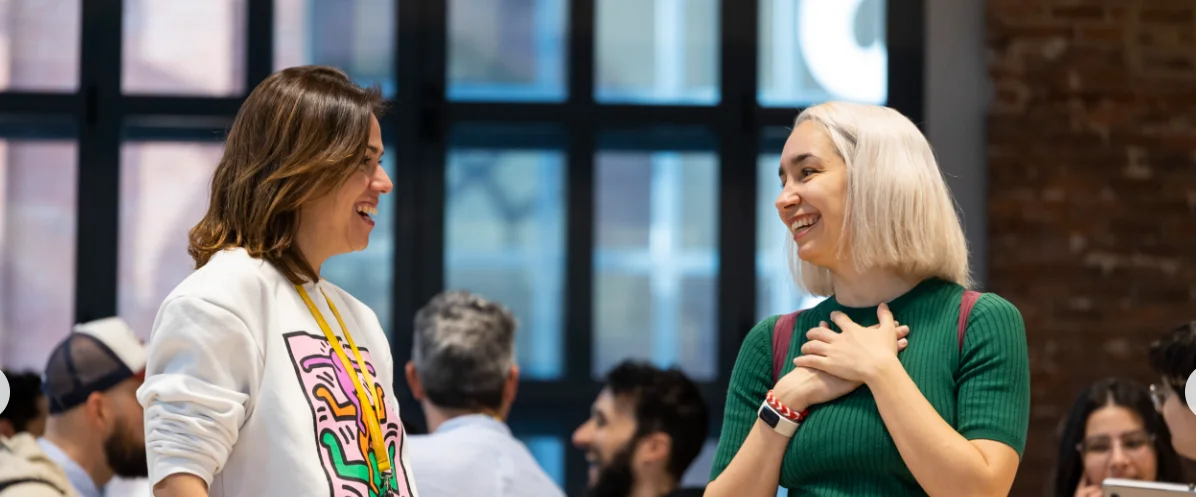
left=448, top=0, right=568, bottom=102
left=682, top=439, right=788, bottom=496
left=444, top=135, right=566, bottom=379
left=275, top=0, right=396, bottom=97
left=680, top=439, right=718, bottom=487
left=519, top=435, right=566, bottom=487
left=0, top=0, right=80, bottom=92
left=117, top=141, right=222, bottom=338
left=122, top=0, right=247, bottom=96
left=758, top=0, right=887, bottom=107
left=595, top=0, right=718, bottom=104
left=593, top=137, right=718, bottom=380
left=0, top=2, right=924, bottom=494
left=0, top=139, right=77, bottom=370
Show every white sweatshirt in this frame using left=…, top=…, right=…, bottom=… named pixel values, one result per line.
left=137, top=248, right=419, bottom=497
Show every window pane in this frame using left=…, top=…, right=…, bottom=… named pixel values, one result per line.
left=448, top=0, right=567, bottom=102
left=680, top=439, right=718, bottom=487
left=445, top=147, right=565, bottom=379
left=595, top=0, right=718, bottom=105
left=517, top=435, right=565, bottom=488
left=594, top=150, right=718, bottom=380
left=275, top=0, right=396, bottom=97
left=0, top=140, right=77, bottom=370
left=123, top=0, right=246, bottom=96
left=118, top=142, right=222, bottom=338
left=0, top=1, right=80, bottom=91
left=756, top=152, right=825, bottom=321
left=758, top=0, right=887, bottom=107
left=322, top=155, right=396, bottom=337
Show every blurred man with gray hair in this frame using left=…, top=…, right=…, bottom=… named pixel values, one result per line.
left=405, top=290, right=564, bottom=497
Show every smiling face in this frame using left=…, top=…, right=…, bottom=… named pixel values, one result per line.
left=1080, top=404, right=1158, bottom=484
left=297, top=115, right=391, bottom=260
left=572, top=388, right=639, bottom=489
left=775, top=119, right=849, bottom=271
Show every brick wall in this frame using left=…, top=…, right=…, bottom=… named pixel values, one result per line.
left=987, top=1, right=1196, bottom=495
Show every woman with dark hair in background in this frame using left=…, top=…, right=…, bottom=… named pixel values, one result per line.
left=1053, top=377, right=1184, bottom=497
left=137, top=66, right=418, bottom=497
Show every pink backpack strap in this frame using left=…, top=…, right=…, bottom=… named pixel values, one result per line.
left=958, top=290, right=982, bottom=353
left=772, top=311, right=803, bottom=382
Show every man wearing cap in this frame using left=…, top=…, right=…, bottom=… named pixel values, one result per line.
left=0, top=317, right=149, bottom=497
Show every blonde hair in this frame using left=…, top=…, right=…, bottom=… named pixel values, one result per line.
left=789, top=101, right=972, bottom=296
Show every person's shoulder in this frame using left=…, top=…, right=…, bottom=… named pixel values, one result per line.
left=744, top=301, right=827, bottom=346
left=0, top=433, right=44, bottom=462
left=738, top=314, right=785, bottom=356
left=165, top=248, right=282, bottom=305
left=405, top=430, right=491, bottom=472
left=404, top=432, right=453, bottom=470
left=970, top=291, right=1023, bottom=324
left=405, top=432, right=433, bottom=450
left=931, top=280, right=1023, bottom=327
left=148, top=249, right=292, bottom=340
left=318, top=280, right=385, bottom=337
left=318, top=279, right=368, bottom=311
left=509, top=446, right=567, bottom=497
left=961, top=291, right=1027, bottom=352
left=0, top=435, right=72, bottom=497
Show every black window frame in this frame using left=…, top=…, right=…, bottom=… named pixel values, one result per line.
left=0, top=0, right=923, bottom=494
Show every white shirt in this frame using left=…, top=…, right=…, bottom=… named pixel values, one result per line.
left=137, top=248, right=419, bottom=497
left=105, top=477, right=152, bottom=497
left=407, top=415, right=564, bottom=497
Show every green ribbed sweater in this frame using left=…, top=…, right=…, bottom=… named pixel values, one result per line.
left=709, top=278, right=1030, bottom=496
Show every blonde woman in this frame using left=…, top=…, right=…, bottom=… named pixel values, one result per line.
left=706, top=102, right=1030, bottom=496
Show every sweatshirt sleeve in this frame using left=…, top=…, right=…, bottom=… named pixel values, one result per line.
left=136, top=295, right=265, bottom=487
left=709, top=316, right=777, bottom=481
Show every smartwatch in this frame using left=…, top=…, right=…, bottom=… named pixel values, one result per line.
left=758, top=402, right=800, bottom=438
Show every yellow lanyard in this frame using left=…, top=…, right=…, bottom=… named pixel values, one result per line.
left=295, top=285, right=393, bottom=475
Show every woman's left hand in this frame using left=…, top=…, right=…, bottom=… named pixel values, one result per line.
left=794, top=303, right=903, bottom=383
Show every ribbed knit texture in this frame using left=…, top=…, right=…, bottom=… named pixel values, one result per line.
left=709, top=278, right=1030, bottom=496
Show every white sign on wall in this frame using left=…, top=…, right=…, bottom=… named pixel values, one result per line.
left=761, top=0, right=888, bottom=107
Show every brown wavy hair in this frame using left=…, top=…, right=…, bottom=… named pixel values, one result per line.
left=188, top=65, right=385, bottom=285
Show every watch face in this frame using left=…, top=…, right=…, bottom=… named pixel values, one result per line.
left=759, top=405, right=781, bottom=427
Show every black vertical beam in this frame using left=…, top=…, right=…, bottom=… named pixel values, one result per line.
left=416, top=0, right=448, bottom=323
left=392, top=0, right=428, bottom=429
left=563, top=0, right=596, bottom=493
left=413, top=0, right=447, bottom=324
left=393, top=0, right=449, bottom=430
left=563, top=0, right=595, bottom=387
left=886, top=0, right=925, bottom=127
left=562, top=121, right=596, bottom=497
left=718, top=0, right=759, bottom=377
left=74, top=0, right=123, bottom=324
left=245, top=0, right=276, bottom=90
